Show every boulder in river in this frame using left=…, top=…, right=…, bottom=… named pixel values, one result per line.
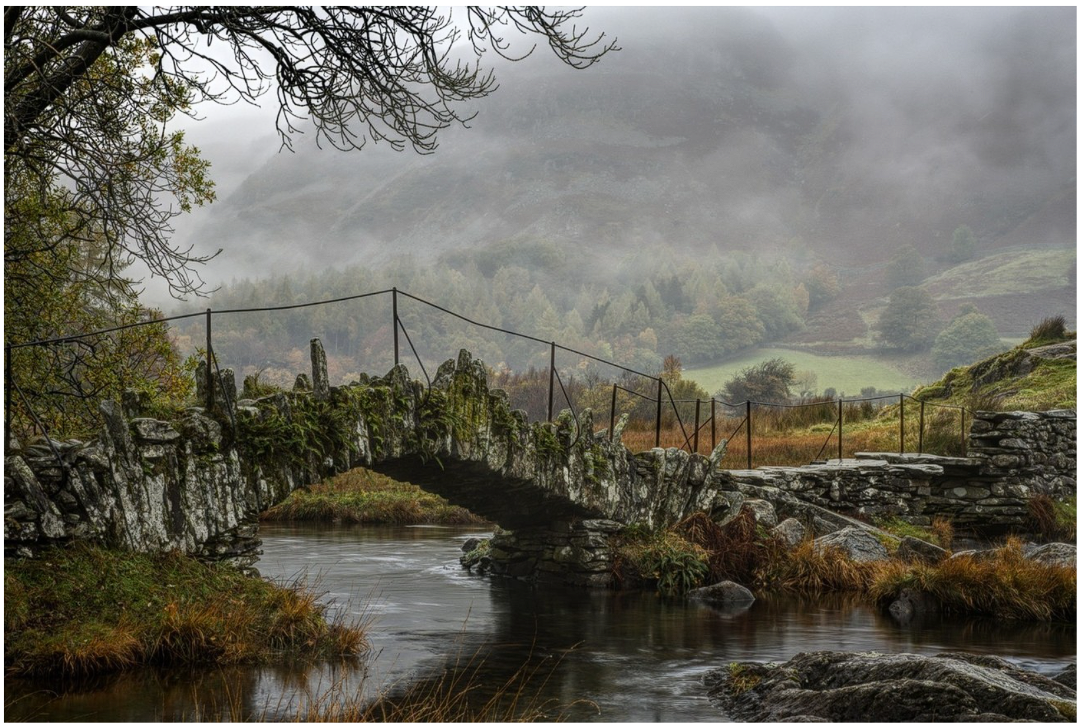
left=688, top=580, right=755, bottom=605
left=704, top=651, right=1077, bottom=722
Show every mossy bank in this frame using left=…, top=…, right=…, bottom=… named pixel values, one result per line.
left=4, top=544, right=366, bottom=679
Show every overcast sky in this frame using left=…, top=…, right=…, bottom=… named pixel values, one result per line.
left=142, top=4, right=1077, bottom=304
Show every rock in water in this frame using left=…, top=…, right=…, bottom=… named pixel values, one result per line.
left=688, top=580, right=755, bottom=605
left=704, top=651, right=1077, bottom=722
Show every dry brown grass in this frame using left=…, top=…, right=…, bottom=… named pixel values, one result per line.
left=294, top=647, right=591, bottom=722
left=675, top=509, right=769, bottom=586
left=5, top=545, right=368, bottom=679
left=767, top=540, right=882, bottom=593
left=869, top=538, right=1077, bottom=621
left=618, top=421, right=903, bottom=466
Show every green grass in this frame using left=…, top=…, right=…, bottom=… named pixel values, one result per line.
left=922, top=247, right=1076, bottom=300
left=4, top=544, right=366, bottom=679
left=684, top=348, right=922, bottom=398
left=262, top=469, right=487, bottom=525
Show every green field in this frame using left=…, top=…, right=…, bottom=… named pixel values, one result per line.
left=684, top=348, right=924, bottom=398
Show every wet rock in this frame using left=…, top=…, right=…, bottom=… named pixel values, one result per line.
left=887, top=588, right=940, bottom=624
left=1052, top=663, right=1076, bottom=690
left=813, top=526, right=889, bottom=563
left=770, top=518, right=806, bottom=548
left=688, top=580, right=755, bottom=605
left=705, top=651, right=1077, bottom=722
left=896, top=535, right=947, bottom=565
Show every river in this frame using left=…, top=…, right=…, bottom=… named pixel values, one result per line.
left=6, top=521, right=1076, bottom=721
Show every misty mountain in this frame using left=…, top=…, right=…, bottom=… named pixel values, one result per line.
left=181, top=7, right=1075, bottom=337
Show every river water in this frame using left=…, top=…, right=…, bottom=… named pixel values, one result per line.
left=7, top=521, right=1076, bottom=721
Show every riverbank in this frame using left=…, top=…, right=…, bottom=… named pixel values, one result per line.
left=261, top=469, right=488, bottom=525
left=4, top=544, right=366, bottom=679
left=608, top=508, right=1076, bottom=623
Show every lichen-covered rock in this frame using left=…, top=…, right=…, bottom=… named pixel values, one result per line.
left=770, top=518, right=806, bottom=548
left=705, top=651, right=1076, bottom=722
left=1027, top=542, right=1077, bottom=568
left=741, top=499, right=777, bottom=528
left=813, top=526, right=889, bottom=563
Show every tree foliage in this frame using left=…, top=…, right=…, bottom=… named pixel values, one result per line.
left=946, top=224, right=977, bottom=263
left=876, top=286, right=940, bottom=352
left=931, top=306, right=1004, bottom=372
left=885, top=244, right=926, bottom=290
left=720, top=358, right=796, bottom=404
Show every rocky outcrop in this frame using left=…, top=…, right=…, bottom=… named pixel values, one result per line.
left=705, top=651, right=1077, bottom=722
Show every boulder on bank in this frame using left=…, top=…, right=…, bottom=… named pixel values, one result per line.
left=813, top=526, right=889, bottom=563
left=896, top=535, right=947, bottom=564
left=770, top=518, right=806, bottom=548
left=1027, top=542, right=1077, bottom=569
left=705, top=651, right=1077, bottom=722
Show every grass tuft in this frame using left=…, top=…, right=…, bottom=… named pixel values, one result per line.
left=869, top=538, right=1076, bottom=621
left=1027, top=494, right=1077, bottom=542
left=5, top=544, right=367, bottom=679
left=766, top=540, right=881, bottom=593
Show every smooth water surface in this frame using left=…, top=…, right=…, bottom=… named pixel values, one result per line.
left=7, top=521, right=1076, bottom=721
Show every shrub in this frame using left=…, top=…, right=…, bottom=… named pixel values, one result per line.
left=615, top=529, right=709, bottom=595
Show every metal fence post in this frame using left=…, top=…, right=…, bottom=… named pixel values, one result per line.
left=918, top=399, right=925, bottom=454
left=205, top=308, right=214, bottom=411
left=838, top=398, right=844, bottom=462
left=654, top=378, right=663, bottom=448
left=899, top=394, right=905, bottom=455
left=392, top=287, right=399, bottom=367
left=693, top=399, right=701, bottom=453
left=710, top=399, right=716, bottom=451
left=746, top=400, right=752, bottom=469
left=609, top=384, right=617, bottom=442
left=547, top=342, right=555, bottom=423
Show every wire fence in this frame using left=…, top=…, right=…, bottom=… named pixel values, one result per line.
left=5, top=286, right=972, bottom=470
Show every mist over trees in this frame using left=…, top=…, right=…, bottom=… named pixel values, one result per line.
left=177, top=242, right=834, bottom=388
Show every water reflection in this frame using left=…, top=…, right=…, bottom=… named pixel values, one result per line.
left=5, top=521, right=1075, bottom=722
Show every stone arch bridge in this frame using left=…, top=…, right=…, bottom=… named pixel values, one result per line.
left=5, top=343, right=1074, bottom=585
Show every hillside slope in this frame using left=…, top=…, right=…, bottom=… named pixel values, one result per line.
left=916, top=327, right=1076, bottom=411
